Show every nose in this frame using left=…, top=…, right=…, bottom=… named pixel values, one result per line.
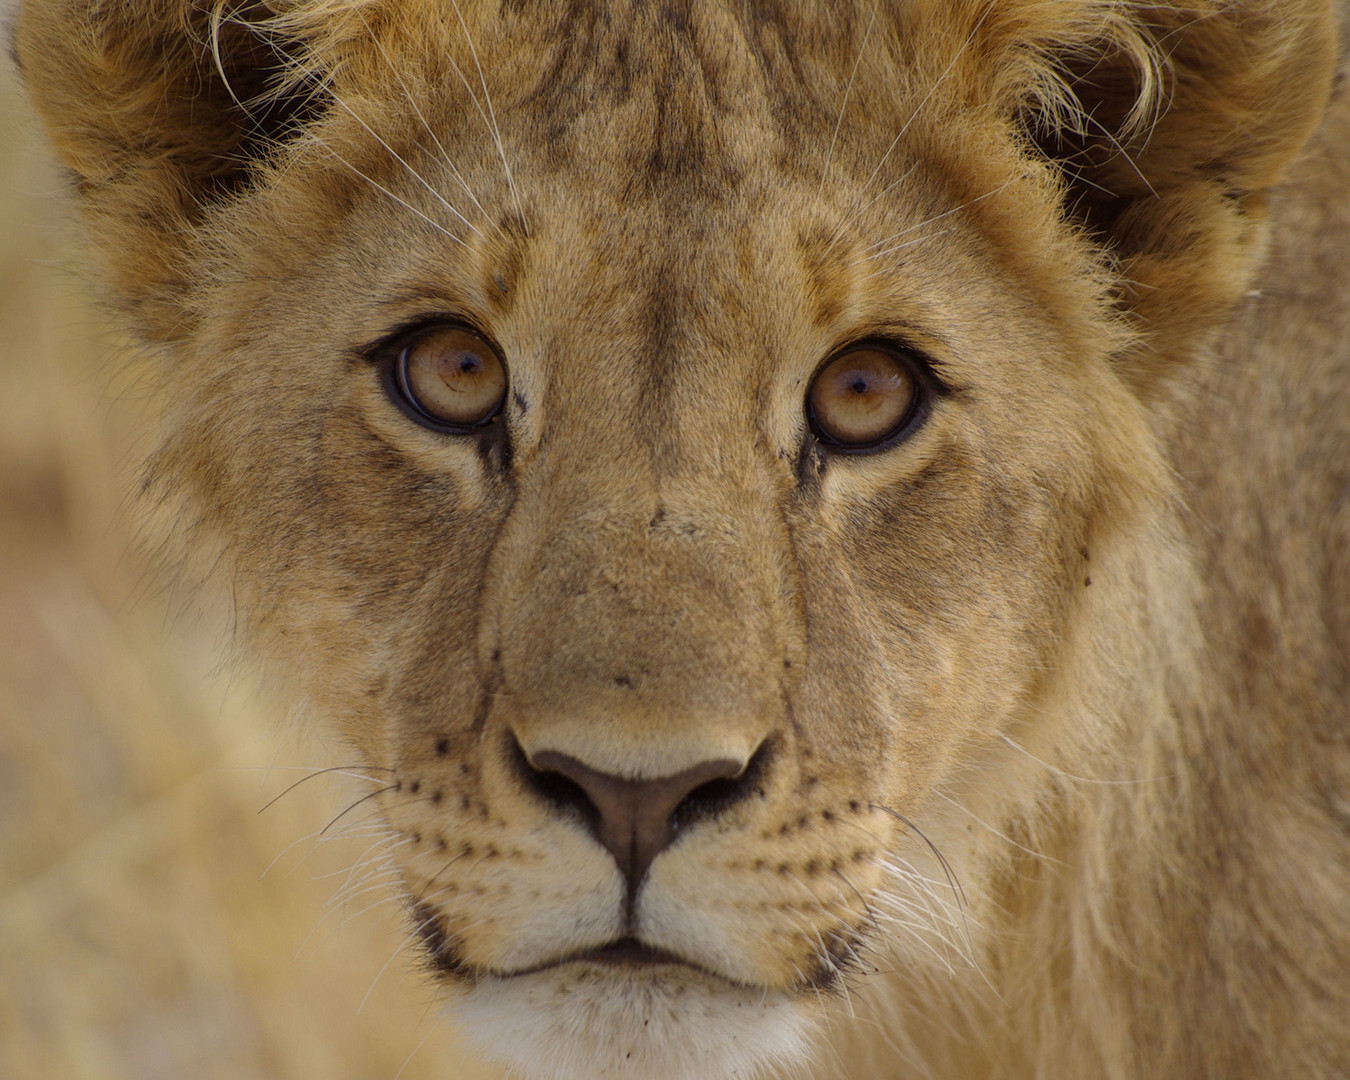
left=519, top=745, right=761, bottom=900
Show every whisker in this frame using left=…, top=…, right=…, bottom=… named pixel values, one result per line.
left=355, top=11, right=493, bottom=230
left=867, top=903, right=959, bottom=976
left=325, top=834, right=406, bottom=887
left=377, top=902, right=458, bottom=988
left=818, top=3, right=878, bottom=201
left=930, top=788, right=1062, bottom=864
left=847, top=2, right=994, bottom=225
left=326, top=840, right=408, bottom=903
left=869, top=802, right=967, bottom=908
left=869, top=862, right=965, bottom=934
left=825, top=3, right=999, bottom=261
left=826, top=926, right=878, bottom=980
left=413, top=850, right=471, bottom=904
left=1000, top=733, right=1171, bottom=786
left=883, top=849, right=970, bottom=920
left=393, top=1021, right=441, bottom=1080
left=339, top=883, right=414, bottom=928
left=874, top=881, right=970, bottom=963
left=1080, top=110, right=1159, bottom=200
left=264, top=816, right=396, bottom=881
left=265, top=823, right=389, bottom=880
left=207, top=4, right=338, bottom=154
left=332, top=871, right=408, bottom=917
left=447, top=0, right=527, bottom=230
left=858, top=177, right=1019, bottom=261
left=255, top=764, right=392, bottom=816
left=311, top=139, right=469, bottom=248
left=856, top=231, right=954, bottom=280
left=822, top=162, right=919, bottom=257
left=295, top=873, right=395, bottom=959
left=830, top=862, right=881, bottom=933
left=321, top=783, right=399, bottom=835
left=324, top=89, right=480, bottom=234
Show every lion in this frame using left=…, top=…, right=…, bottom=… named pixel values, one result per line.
left=12, top=0, right=1350, bottom=1076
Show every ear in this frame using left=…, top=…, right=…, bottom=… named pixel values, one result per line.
left=14, top=0, right=334, bottom=340
left=1021, top=0, right=1336, bottom=385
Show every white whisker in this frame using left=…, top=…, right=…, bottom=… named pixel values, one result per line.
left=393, top=1021, right=441, bottom=1080
left=1080, top=110, right=1159, bottom=200
left=325, top=89, right=480, bottom=235
left=329, top=865, right=408, bottom=911
left=312, top=139, right=469, bottom=247
left=447, top=0, right=527, bottom=230
left=930, top=788, right=1062, bottom=864
left=1000, top=733, right=1171, bottom=786
left=859, top=178, right=1019, bottom=260
left=818, top=3, right=878, bottom=201
left=823, top=162, right=920, bottom=257
left=871, top=5, right=989, bottom=189
left=265, top=817, right=396, bottom=881
left=856, top=231, right=953, bottom=280
left=356, top=11, right=493, bottom=230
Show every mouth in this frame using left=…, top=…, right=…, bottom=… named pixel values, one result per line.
left=412, top=901, right=718, bottom=984
left=508, top=936, right=703, bottom=978
left=562, top=936, right=688, bottom=968
left=414, top=893, right=862, bottom=996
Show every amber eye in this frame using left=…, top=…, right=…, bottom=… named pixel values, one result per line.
left=395, top=325, right=506, bottom=430
left=806, top=346, right=921, bottom=450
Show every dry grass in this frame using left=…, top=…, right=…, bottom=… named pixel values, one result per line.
left=0, top=66, right=503, bottom=1080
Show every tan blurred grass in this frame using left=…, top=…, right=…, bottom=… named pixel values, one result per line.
left=0, top=66, right=502, bottom=1080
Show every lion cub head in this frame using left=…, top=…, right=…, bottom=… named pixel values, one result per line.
left=16, top=0, right=1332, bottom=1077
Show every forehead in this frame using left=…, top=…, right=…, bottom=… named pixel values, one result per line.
left=237, top=0, right=1093, bottom=391
left=330, top=13, right=963, bottom=275
left=323, top=0, right=981, bottom=203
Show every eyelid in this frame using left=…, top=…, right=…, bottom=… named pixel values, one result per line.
left=357, top=313, right=495, bottom=361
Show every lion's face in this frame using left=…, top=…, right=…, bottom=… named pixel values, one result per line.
left=18, top=0, right=1334, bottom=1075
left=149, top=11, right=1155, bottom=1074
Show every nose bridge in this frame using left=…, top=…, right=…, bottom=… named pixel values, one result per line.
left=500, top=490, right=785, bottom=776
left=485, top=424, right=794, bottom=779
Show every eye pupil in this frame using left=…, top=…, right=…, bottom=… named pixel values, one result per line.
left=806, top=346, right=921, bottom=450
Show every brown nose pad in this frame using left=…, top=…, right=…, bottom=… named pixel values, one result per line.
left=524, top=748, right=752, bottom=899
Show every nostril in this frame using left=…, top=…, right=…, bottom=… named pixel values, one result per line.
left=510, top=737, right=601, bottom=827
left=511, top=735, right=770, bottom=900
left=671, top=738, right=773, bottom=832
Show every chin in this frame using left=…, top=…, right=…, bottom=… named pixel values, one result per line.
left=449, top=963, right=816, bottom=1080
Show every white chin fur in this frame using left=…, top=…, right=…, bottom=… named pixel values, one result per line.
left=451, top=966, right=815, bottom=1080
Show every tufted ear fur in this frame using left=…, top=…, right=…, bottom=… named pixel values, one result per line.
left=1020, top=0, right=1337, bottom=385
left=13, top=0, right=335, bottom=340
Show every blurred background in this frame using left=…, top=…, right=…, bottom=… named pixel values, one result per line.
left=0, top=62, right=502, bottom=1080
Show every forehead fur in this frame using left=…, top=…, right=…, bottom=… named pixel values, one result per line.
left=190, top=0, right=1150, bottom=365
left=252, top=0, right=1159, bottom=127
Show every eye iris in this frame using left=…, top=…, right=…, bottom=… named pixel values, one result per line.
left=809, top=347, right=917, bottom=448
left=399, top=327, right=506, bottom=428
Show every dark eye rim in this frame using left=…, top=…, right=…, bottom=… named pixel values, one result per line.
left=371, top=319, right=509, bottom=435
left=805, top=340, right=941, bottom=455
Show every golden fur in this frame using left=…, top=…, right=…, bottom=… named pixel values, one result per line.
left=14, top=0, right=1349, bottom=1076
